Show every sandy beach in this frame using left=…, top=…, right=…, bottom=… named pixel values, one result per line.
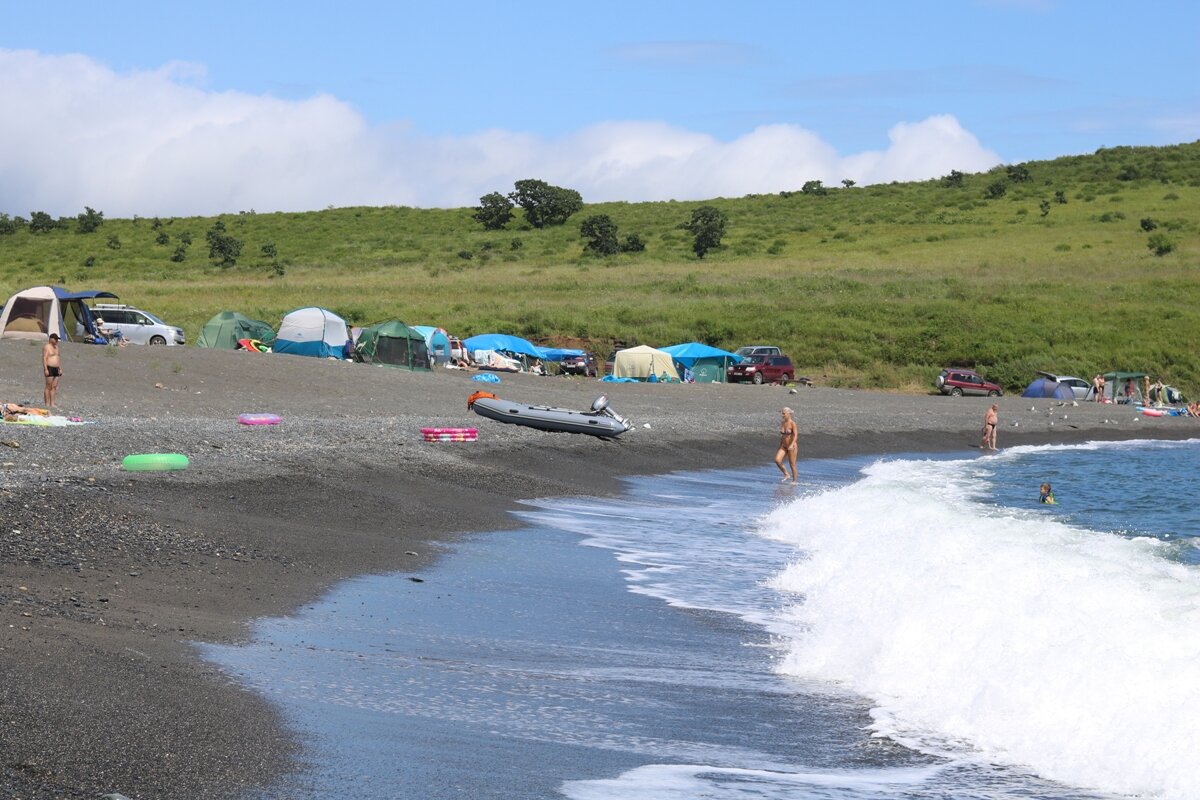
left=1, top=340, right=1195, bottom=799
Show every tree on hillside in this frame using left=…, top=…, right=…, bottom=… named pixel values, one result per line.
left=1006, top=164, right=1032, bottom=182
left=681, top=206, right=727, bottom=259
left=942, top=170, right=965, bottom=188
left=841, top=179, right=856, bottom=189
left=801, top=180, right=828, bottom=196
left=28, top=211, right=57, bottom=233
left=206, top=220, right=243, bottom=267
left=580, top=214, right=620, bottom=255
left=509, top=179, right=583, bottom=228
left=473, top=192, right=515, bottom=230
left=76, top=206, right=104, bottom=233
left=984, top=180, right=1007, bottom=199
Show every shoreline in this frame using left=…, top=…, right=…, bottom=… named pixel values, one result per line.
left=2, top=341, right=1196, bottom=798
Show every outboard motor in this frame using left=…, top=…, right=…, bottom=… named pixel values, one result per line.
left=591, top=395, right=609, bottom=412
left=591, top=394, right=631, bottom=431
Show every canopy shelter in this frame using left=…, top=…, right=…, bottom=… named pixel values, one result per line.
left=355, top=320, right=431, bottom=370
left=196, top=311, right=277, bottom=349
left=1103, top=371, right=1148, bottom=404
left=537, top=347, right=586, bottom=362
left=463, top=333, right=543, bottom=360
left=612, top=345, right=681, bottom=382
left=0, top=285, right=117, bottom=342
left=273, top=307, right=352, bottom=359
left=661, top=342, right=741, bottom=383
left=1021, top=376, right=1075, bottom=400
left=410, top=325, right=452, bottom=365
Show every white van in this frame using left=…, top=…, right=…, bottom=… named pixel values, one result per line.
left=91, top=303, right=186, bottom=346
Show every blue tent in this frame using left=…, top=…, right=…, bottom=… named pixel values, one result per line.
left=662, top=342, right=742, bottom=383
left=463, top=333, right=543, bottom=359
left=1022, top=377, right=1074, bottom=400
left=411, top=325, right=452, bottom=364
left=661, top=342, right=742, bottom=367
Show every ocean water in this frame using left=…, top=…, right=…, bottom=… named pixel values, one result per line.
left=204, top=438, right=1200, bottom=800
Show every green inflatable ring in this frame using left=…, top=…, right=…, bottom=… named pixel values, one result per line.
left=122, top=453, right=190, bottom=472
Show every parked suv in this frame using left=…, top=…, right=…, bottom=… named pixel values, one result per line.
left=935, top=368, right=1003, bottom=397
left=91, top=303, right=186, bottom=346
left=561, top=352, right=598, bottom=377
left=734, top=345, right=782, bottom=359
left=728, top=354, right=795, bottom=384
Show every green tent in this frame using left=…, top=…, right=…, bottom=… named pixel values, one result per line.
left=197, top=311, right=277, bottom=349
left=355, top=320, right=431, bottom=370
left=1102, top=371, right=1148, bottom=404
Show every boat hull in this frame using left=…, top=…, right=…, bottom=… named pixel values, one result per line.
left=470, top=396, right=631, bottom=437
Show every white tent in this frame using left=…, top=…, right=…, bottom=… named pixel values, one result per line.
left=273, top=307, right=351, bottom=358
left=612, top=345, right=681, bottom=381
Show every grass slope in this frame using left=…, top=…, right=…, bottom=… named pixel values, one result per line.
left=2, top=142, right=1198, bottom=393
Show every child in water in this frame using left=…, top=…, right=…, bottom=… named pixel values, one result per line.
left=1039, top=483, right=1056, bottom=504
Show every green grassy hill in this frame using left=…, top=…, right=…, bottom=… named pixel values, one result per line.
left=2, top=141, right=1198, bottom=393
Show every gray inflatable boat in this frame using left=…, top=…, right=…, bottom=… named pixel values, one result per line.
left=468, top=392, right=632, bottom=438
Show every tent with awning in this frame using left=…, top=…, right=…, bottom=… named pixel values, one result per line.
left=662, top=342, right=741, bottom=383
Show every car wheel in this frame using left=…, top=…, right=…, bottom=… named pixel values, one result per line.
left=987, top=390, right=1000, bottom=397
left=781, top=373, right=793, bottom=385
left=149, top=335, right=166, bottom=345
left=950, top=387, right=963, bottom=397
left=752, top=372, right=764, bottom=385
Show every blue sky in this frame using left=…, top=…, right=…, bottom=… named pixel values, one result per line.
left=2, top=0, right=1197, bottom=216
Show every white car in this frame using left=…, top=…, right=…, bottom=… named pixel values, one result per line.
left=91, top=303, right=186, bottom=346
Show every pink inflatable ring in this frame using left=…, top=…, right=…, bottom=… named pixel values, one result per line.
left=238, top=413, right=282, bottom=426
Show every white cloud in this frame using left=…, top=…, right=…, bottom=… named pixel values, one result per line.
left=0, top=49, right=1001, bottom=217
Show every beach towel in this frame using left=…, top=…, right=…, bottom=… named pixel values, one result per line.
left=4, top=414, right=91, bottom=427
left=472, top=373, right=501, bottom=383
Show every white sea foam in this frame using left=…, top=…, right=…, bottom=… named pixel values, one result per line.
left=562, top=763, right=943, bottom=800
left=760, top=456, right=1200, bottom=799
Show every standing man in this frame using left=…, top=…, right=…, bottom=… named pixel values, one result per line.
left=981, top=403, right=999, bottom=451
left=42, top=333, right=62, bottom=409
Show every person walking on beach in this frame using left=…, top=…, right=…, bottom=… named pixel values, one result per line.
left=774, top=407, right=798, bottom=484
left=42, top=333, right=62, bottom=409
left=981, top=403, right=999, bottom=451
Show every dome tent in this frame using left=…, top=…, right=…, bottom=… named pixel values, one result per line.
left=196, top=311, right=277, bottom=349
left=410, top=325, right=452, bottom=365
left=1021, top=376, right=1074, bottom=400
left=273, top=307, right=352, bottom=359
left=355, top=320, right=431, bottom=370
left=661, top=342, right=741, bottom=383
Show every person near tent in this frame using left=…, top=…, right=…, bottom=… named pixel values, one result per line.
left=981, top=403, right=999, bottom=451
left=1122, top=378, right=1135, bottom=404
left=530, top=358, right=545, bottom=375
left=1092, top=374, right=1105, bottom=402
left=42, top=333, right=62, bottom=408
left=774, top=407, right=798, bottom=484
left=93, top=316, right=126, bottom=347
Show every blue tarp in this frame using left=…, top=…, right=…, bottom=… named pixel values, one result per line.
left=1022, top=377, right=1074, bottom=400
left=463, top=333, right=543, bottom=358
left=661, top=342, right=742, bottom=368
left=537, top=347, right=585, bottom=362
left=52, top=287, right=118, bottom=301
left=472, top=373, right=501, bottom=383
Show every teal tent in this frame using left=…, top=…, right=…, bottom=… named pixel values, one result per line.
left=661, top=342, right=742, bottom=383
left=356, top=320, right=431, bottom=370
left=196, top=311, right=276, bottom=349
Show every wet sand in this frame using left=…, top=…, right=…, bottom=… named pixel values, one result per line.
left=1, top=341, right=1194, bottom=799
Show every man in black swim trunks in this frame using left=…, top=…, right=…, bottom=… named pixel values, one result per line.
left=980, top=403, right=999, bottom=451
left=43, top=332, right=62, bottom=409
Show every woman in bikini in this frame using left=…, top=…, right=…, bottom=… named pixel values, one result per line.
left=774, top=407, right=798, bottom=484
